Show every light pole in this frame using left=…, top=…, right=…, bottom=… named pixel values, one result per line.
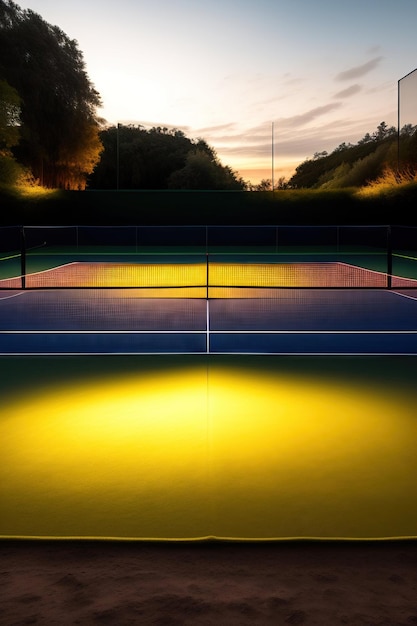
left=271, top=121, right=275, bottom=192
left=116, top=123, right=120, bottom=190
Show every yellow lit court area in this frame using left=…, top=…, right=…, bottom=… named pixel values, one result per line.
left=1, top=355, right=417, bottom=540
left=1, top=259, right=398, bottom=290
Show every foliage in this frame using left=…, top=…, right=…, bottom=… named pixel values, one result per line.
left=248, top=177, right=289, bottom=191
left=0, top=0, right=102, bottom=189
left=88, top=125, right=246, bottom=190
left=0, top=153, right=22, bottom=185
left=357, top=165, right=417, bottom=198
left=250, top=178, right=273, bottom=191
left=0, top=78, right=20, bottom=152
left=288, top=122, right=416, bottom=189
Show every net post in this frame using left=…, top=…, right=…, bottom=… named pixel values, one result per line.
left=205, top=250, right=210, bottom=353
left=387, top=225, right=392, bottom=289
left=206, top=251, right=209, bottom=300
left=20, top=226, right=26, bottom=289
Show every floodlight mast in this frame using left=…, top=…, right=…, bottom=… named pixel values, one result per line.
left=116, top=123, right=120, bottom=190
left=272, top=122, right=275, bottom=192
left=397, top=77, right=400, bottom=176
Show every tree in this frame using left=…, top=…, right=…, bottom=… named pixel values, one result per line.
left=252, top=179, right=272, bottom=191
left=168, top=142, right=245, bottom=190
left=0, top=78, right=20, bottom=152
left=0, top=77, right=23, bottom=185
left=357, top=133, right=373, bottom=145
left=332, top=142, right=353, bottom=153
left=288, top=121, right=413, bottom=189
left=275, top=176, right=289, bottom=190
left=88, top=125, right=246, bottom=190
left=372, top=121, right=396, bottom=141
left=400, top=124, right=416, bottom=137
left=0, top=0, right=102, bottom=188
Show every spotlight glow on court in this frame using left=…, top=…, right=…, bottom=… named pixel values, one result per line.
left=1, top=364, right=417, bottom=539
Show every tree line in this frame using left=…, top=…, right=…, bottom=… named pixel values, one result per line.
left=285, top=122, right=417, bottom=190
left=0, top=0, right=245, bottom=191
left=254, top=122, right=417, bottom=191
left=1, top=0, right=415, bottom=193
left=88, top=124, right=245, bottom=190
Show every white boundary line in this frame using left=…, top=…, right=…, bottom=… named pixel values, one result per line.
left=2, top=352, right=417, bottom=356
left=337, top=261, right=388, bottom=278
left=206, top=299, right=210, bottom=353
left=23, top=261, right=77, bottom=278
left=209, top=351, right=417, bottom=356
left=390, top=290, right=417, bottom=301
left=0, top=292, right=26, bottom=301
left=209, top=330, right=417, bottom=335
left=1, top=329, right=416, bottom=335
left=0, top=330, right=206, bottom=334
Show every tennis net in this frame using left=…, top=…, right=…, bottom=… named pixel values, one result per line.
left=1, top=225, right=416, bottom=292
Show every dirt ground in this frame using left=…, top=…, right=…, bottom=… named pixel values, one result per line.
left=1, top=540, right=417, bottom=625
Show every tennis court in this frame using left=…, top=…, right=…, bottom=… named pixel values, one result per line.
left=1, top=225, right=417, bottom=540
left=1, top=224, right=417, bottom=354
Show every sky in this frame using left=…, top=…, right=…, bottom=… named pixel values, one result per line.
left=17, top=0, right=417, bottom=185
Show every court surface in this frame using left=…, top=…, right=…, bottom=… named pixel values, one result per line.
left=1, top=354, right=417, bottom=540
left=1, top=286, right=417, bottom=354
left=1, top=228, right=417, bottom=540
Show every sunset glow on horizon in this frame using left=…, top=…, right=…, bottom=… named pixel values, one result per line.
left=17, top=0, right=417, bottom=184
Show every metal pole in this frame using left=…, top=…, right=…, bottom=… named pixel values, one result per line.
left=116, top=123, right=120, bottom=190
left=397, top=79, right=401, bottom=177
left=206, top=251, right=209, bottom=300
left=271, top=122, right=275, bottom=192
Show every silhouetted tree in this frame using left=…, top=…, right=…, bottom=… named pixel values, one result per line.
left=0, top=0, right=102, bottom=188
left=89, top=125, right=246, bottom=190
left=331, top=142, right=354, bottom=153
left=0, top=78, right=20, bottom=152
left=0, top=77, right=23, bottom=185
left=400, top=124, right=417, bottom=137
left=252, top=179, right=272, bottom=191
left=373, top=121, right=396, bottom=141
left=275, top=176, right=289, bottom=190
left=357, top=133, right=373, bottom=145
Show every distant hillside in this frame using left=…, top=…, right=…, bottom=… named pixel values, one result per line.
left=288, top=122, right=417, bottom=189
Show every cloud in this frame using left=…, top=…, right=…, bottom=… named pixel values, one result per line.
left=213, top=113, right=382, bottom=165
left=193, top=122, right=238, bottom=135
left=367, top=45, right=382, bottom=56
left=335, top=56, right=383, bottom=81
left=333, top=84, right=362, bottom=99
left=282, top=103, right=343, bottom=128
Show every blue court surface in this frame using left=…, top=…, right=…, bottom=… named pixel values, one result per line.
left=1, top=287, right=417, bottom=354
